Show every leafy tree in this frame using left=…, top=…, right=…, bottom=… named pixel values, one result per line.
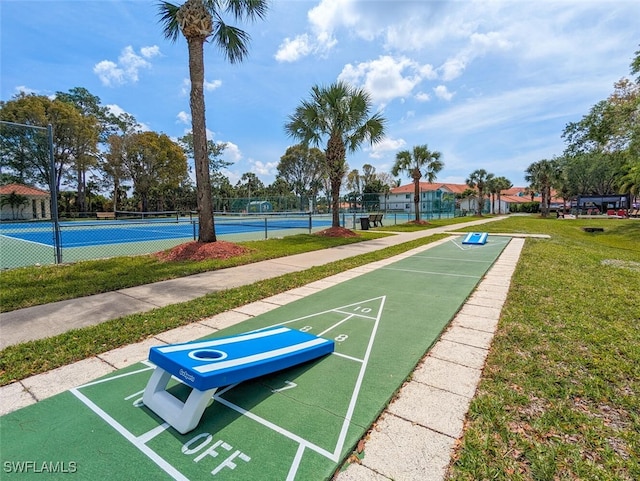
left=55, top=87, right=122, bottom=211
left=345, top=168, right=361, bottom=211
left=178, top=132, right=231, bottom=174
left=210, top=171, right=234, bottom=211
left=0, top=93, right=99, bottom=200
left=631, top=45, right=640, bottom=83
left=235, top=172, right=264, bottom=202
left=361, top=164, right=389, bottom=211
left=102, top=113, right=139, bottom=212
left=491, top=176, right=513, bottom=214
left=276, top=144, right=325, bottom=210
left=285, top=81, right=386, bottom=227
left=525, top=159, right=559, bottom=217
left=120, top=131, right=187, bottom=212
left=466, top=169, right=494, bottom=216
left=158, top=0, right=268, bottom=242
left=392, top=144, right=443, bottom=222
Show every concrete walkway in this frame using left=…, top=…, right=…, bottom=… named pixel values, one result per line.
left=1, top=217, right=527, bottom=480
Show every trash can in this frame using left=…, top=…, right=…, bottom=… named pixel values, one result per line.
left=359, top=216, right=370, bottom=230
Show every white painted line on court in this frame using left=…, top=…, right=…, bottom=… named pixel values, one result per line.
left=70, top=387, right=189, bottom=481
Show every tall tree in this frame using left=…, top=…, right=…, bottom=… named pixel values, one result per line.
left=346, top=168, right=361, bottom=211
left=491, top=176, right=513, bottom=214
left=158, top=0, right=268, bottom=242
left=285, top=81, right=386, bottom=228
left=102, top=113, right=139, bottom=212
left=0, top=93, right=99, bottom=198
left=120, top=131, right=187, bottom=212
left=525, top=159, right=559, bottom=218
left=391, top=144, right=443, bottom=222
left=466, top=169, right=494, bottom=216
left=276, top=143, right=325, bottom=210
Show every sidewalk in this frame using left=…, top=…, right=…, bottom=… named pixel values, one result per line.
left=1, top=217, right=525, bottom=480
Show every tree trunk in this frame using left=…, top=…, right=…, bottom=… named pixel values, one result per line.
left=412, top=169, right=421, bottom=222
left=326, top=134, right=346, bottom=227
left=187, top=36, right=216, bottom=242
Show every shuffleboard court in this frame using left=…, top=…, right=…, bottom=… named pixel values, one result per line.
left=0, top=236, right=510, bottom=480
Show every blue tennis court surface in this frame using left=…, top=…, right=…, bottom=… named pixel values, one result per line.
left=0, top=216, right=332, bottom=248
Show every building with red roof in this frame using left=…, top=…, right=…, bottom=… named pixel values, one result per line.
left=382, top=182, right=564, bottom=215
left=0, top=183, right=51, bottom=220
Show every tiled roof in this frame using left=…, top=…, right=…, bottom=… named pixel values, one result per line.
left=0, top=183, right=50, bottom=197
left=389, top=182, right=564, bottom=204
left=390, top=182, right=472, bottom=194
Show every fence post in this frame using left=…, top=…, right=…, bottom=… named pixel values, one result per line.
left=47, top=124, right=62, bottom=264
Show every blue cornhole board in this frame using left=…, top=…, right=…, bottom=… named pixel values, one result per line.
left=462, top=232, right=488, bottom=245
left=143, top=326, right=334, bottom=433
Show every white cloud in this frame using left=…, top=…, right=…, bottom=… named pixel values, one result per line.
left=14, top=85, right=38, bottom=95
left=275, top=0, right=355, bottom=61
left=338, top=55, right=434, bottom=105
left=140, top=45, right=160, bottom=58
left=275, top=34, right=312, bottom=63
left=176, top=111, right=191, bottom=124
left=434, top=85, right=454, bottom=101
left=250, top=159, right=278, bottom=176
left=222, top=142, right=242, bottom=162
left=94, top=60, right=124, bottom=87
left=94, top=45, right=157, bottom=86
left=204, top=79, right=222, bottom=91
left=368, top=136, right=406, bottom=159
left=415, top=92, right=430, bottom=102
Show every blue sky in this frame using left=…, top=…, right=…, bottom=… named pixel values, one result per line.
left=1, top=0, right=638, bottom=189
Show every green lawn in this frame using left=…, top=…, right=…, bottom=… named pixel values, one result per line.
left=447, top=216, right=640, bottom=480
left=1, top=231, right=390, bottom=312
left=2, top=215, right=638, bottom=479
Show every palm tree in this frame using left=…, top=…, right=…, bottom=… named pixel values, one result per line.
left=158, top=0, right=268, bottom=242
left=525, top=159, right=558, bottom=217
left=285, top=81, right=386, bottom=228
left=466, top=169, right=494, bottom=216
left=492, top=176, right=513, bottom=214
left=391, top=145, right=443, bottom=222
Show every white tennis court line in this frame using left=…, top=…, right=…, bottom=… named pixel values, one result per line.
left=0, top=233, right=52, bottom=248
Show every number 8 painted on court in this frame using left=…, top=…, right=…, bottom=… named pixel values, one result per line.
left=334, top=334, right=348, bottom=342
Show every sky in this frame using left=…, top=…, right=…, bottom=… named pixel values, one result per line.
left=1, top=0, right=638, bottom=190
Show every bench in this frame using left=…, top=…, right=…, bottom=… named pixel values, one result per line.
left=368, top=213, right=383, bottom=227
left=582, top=227, right=604, bottom=232
left=96, top=212, right=115, bottom=220
left=143, top=326, right=334, bottom=434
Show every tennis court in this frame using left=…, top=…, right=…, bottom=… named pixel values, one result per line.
left=0, top=213, right=333, bottom=269
left=0, top=235, right=510, bottom=480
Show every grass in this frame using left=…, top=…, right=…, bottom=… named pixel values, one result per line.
left=0, top=231, right=389, bottom=312
left=3, top=215, right=638, bottom=478
left=446, top=216, right=640, bottom=481
left=377, top=215, right=491, bottom=232
left=0, top=233, right=450, bottom=385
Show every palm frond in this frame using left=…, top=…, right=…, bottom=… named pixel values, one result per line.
left=224, top=0, right=269, bottom=22
left=211, top=23, right=250, bottom=63
left=157, top=1, right=182, bottom=42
